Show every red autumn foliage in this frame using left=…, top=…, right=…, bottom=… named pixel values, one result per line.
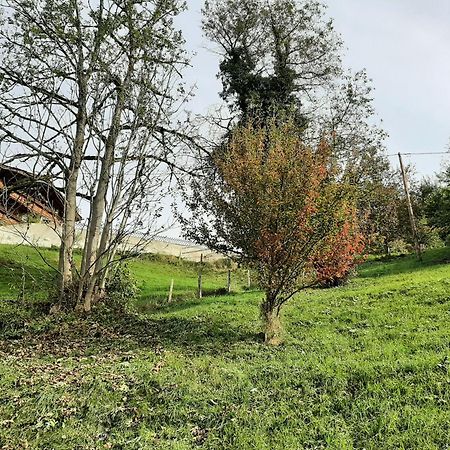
left=312, top=210, right=366, bottom=287
left=183, top=120, right=366, bottom=344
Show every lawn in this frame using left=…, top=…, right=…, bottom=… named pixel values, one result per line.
left=1, top=244, right=450, bottom=449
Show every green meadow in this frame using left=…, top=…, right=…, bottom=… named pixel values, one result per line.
left=1, top=244, right=450, bottom=449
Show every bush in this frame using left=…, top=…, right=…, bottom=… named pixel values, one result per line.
left=388, top=239, right=410, bottom=255
left=104, top=263, right=138, bottom=313
left=416, top=220, right=445, bottom=250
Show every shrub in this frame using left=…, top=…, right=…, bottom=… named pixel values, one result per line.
left=104, top=263, right=138, bottom=313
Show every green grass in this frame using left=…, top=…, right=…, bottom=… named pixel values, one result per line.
left=0, top=245, right=249, bottom=304
left=1, top=245, right=450, bottom=449
left=0, top=244, right=60, bottom=300
left=130, top=254, right=250, bottom=307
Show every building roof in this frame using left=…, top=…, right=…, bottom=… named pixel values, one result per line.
left=0, top=164, right=81, bottom=223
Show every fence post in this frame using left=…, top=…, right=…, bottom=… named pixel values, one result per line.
left=227, top=269, right=231, bottom=294
left=168, top=278, right=174, bottom=303
left=247, top=269, right=251, bottom=289
left=197, top=253, right=203, bottom=299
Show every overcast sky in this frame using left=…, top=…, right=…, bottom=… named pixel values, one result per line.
left=177, top=0, right=450, bottom=178
left=166, top=1, right=450, bottom=237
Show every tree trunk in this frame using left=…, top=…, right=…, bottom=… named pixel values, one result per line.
left=57, top=85, right=87, bottom=307
left=262, top=297, right=282, bottom=346
left=77, top=91, right=130, bottom=311
left=384, top=238, right=390, bottom=258
left=57, top=25, right=88, bottom=308
left=82, top=213, right=114, bottom=312
left=58, top=170, right=78, bottom=288
left=77, top=46, right=135, bottom=312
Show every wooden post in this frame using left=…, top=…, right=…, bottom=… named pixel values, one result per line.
left=168, top=279, right=174, bottom=303
left=398, top=153, right=422, bottom=260
left=197, top=253, right=203, bottom=299
left=247, top=269, right=251, bottom=289
left=227, top=269, right=231, bottom=294
left=20, top=266, right=25, bottom=302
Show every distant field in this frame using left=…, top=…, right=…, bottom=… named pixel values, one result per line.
left=1, top=244, right=450, bottom=449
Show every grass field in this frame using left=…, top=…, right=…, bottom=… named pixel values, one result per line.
left=1, top=244, right=450, bottom=449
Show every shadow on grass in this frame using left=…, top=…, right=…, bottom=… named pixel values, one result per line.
left=144, top=315, right=258, bottom=350
left=0, top=307, right=260, bottom=359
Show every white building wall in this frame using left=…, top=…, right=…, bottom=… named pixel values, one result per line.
left=0, top=223, right=221, bottom=262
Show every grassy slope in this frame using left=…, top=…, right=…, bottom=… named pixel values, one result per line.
left=0, top=245, right=450, bottom=449
left=0, top=245, right=248, bottom=304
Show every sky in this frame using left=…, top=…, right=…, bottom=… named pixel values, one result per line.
left=166, top=0, right=450, bottom=238
left=177, top=0, right=450, bottom=177
left=326, top=0, right=450, bottom=176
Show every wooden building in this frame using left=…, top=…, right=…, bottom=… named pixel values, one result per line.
left=0, top=164, right=79, bottom=225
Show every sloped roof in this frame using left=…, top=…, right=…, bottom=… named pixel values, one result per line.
left=0, top=164, right=81, bottom=222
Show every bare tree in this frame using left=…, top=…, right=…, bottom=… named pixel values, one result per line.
left=0, top=0, right=193, bottom=311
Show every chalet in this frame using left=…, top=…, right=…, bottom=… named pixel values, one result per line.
left=0, top=164, right=80, bottom=225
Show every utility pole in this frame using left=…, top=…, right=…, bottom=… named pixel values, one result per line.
left=398, top=153, right=422, bottom=260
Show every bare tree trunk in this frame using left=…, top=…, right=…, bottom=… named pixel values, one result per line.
left=58, top=171, right=77, bottom=286
left=78, top=65, right=133, bottom=311
left=56, top=2, right=89, bottom=309
left=262, top=294, right=282, bottom=346
left=82, top=194, right=117, bottom=311
left=91, top=133, right=140, bottom=300
left=77, top=160, right=112, bottom=310
left=384, top=238, right=390, bottom=258
left=57, top=80, right=87, bottom=306
left=96, top=162, right=139, bottom=293
left=95, top=158, right=141, bottom=296
left=57, top=169, right=79, bottom=291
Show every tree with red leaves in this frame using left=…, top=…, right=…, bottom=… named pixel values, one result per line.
left=182, top=120, right=365, bottom=345
left=313, top=215, right=366, bottom=288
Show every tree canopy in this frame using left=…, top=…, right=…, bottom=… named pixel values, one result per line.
left=182, top=120, right=365, bottom=344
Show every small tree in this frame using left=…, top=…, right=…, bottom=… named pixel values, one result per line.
left=361, top=176, right=403, bottom=256
left=313, top=219, right=365, bottom=287
left=182, top=120, right=365, bottom=345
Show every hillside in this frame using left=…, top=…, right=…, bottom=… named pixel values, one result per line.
left=1, top=245, right=450, bottom=449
